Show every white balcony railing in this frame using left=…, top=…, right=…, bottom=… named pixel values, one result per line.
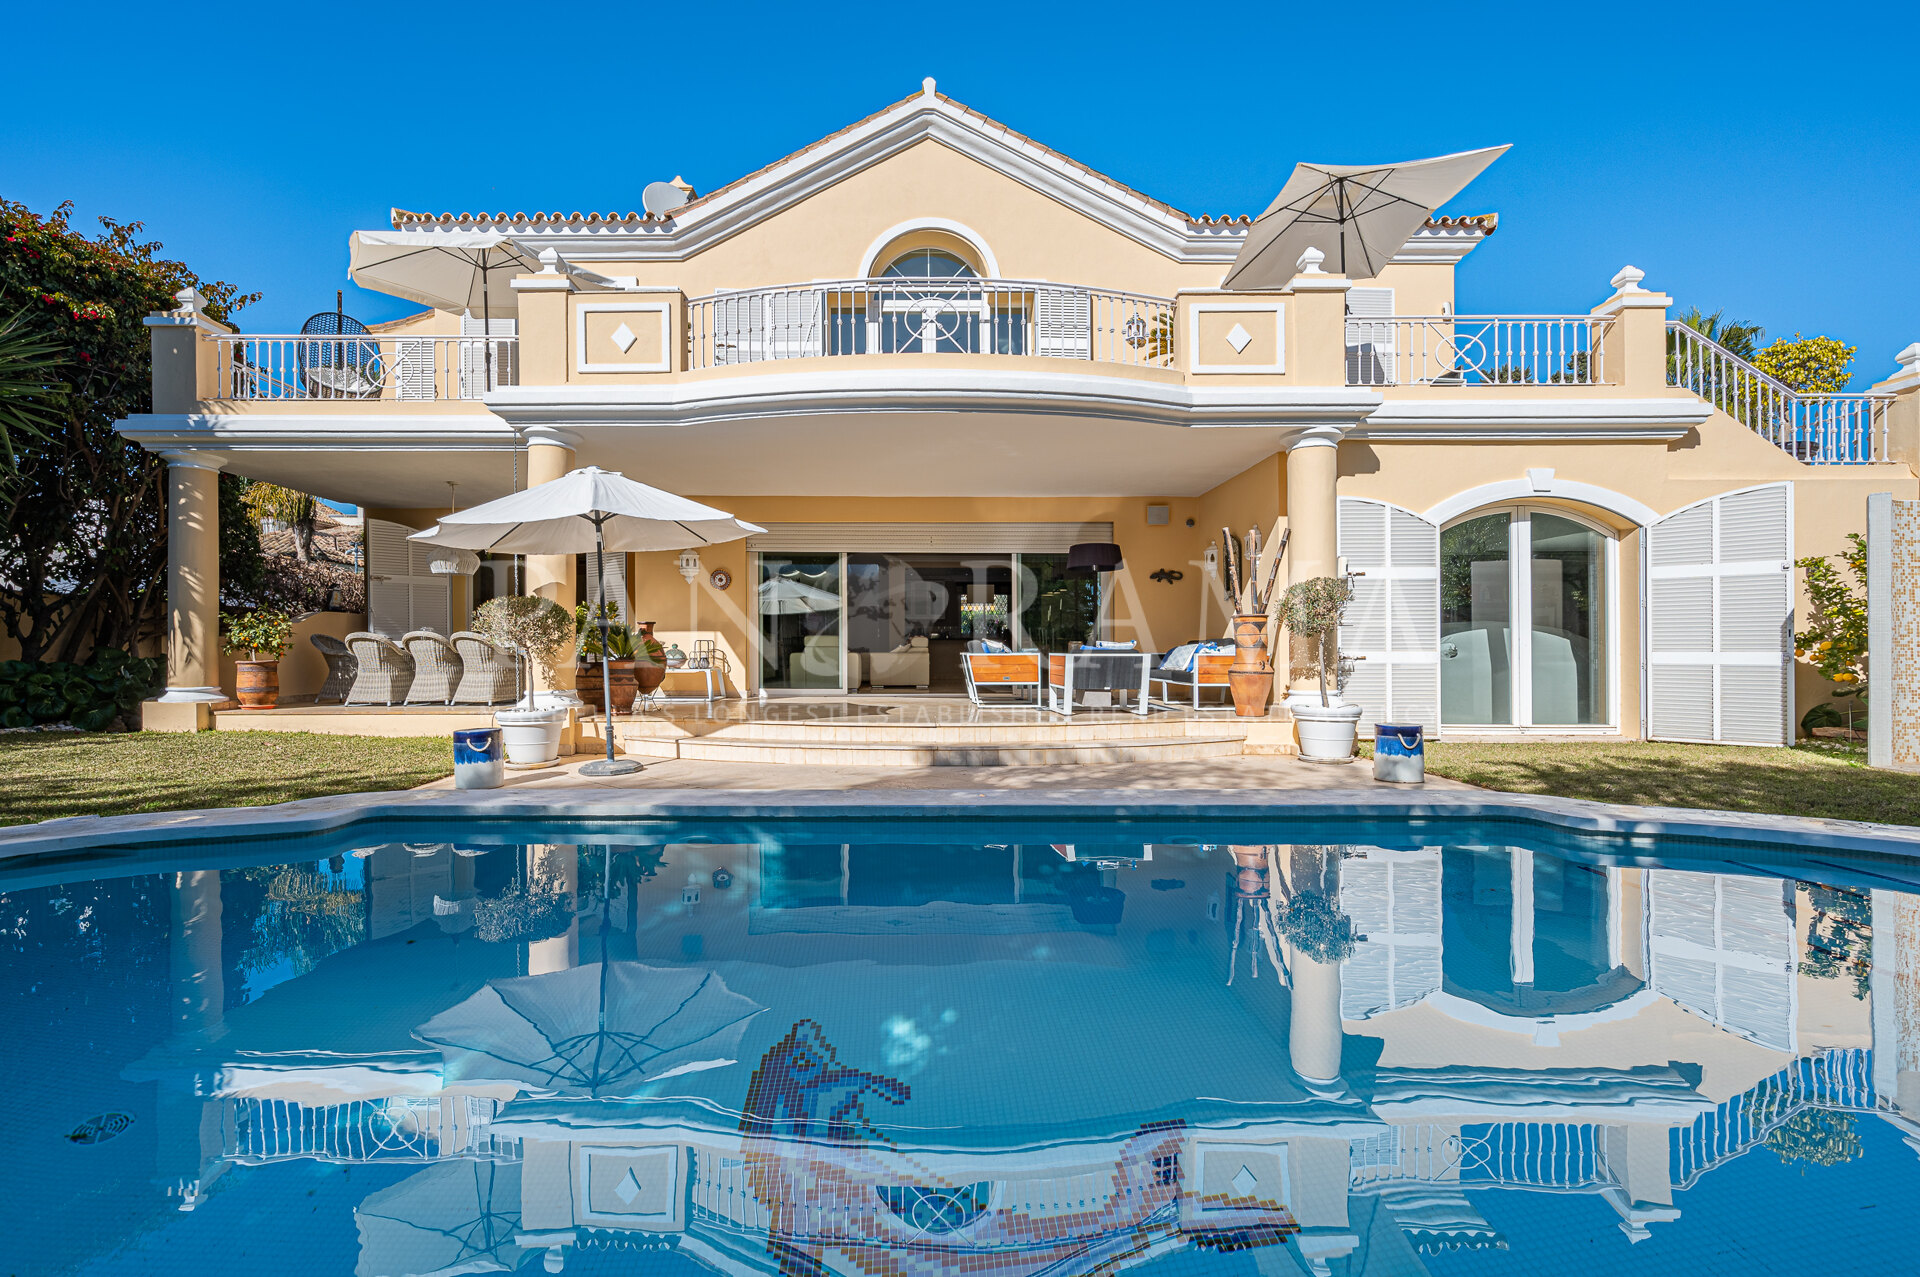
left=686, top=279, right=1175, bottom=371
left=210, top=334, right=518, bottom=401
left=1345, top=315, right=1612, bottom=388
left=224, top=1094, right=518, bottom=1165
left=1666, top=322, right=1891, bottom=463
left=1350, top=1121, right=1614, bottom=1192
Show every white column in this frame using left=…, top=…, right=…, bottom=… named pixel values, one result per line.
left=1510, top=849, right=1536, bottom=986
left=157, top=451, right=226, bottom=703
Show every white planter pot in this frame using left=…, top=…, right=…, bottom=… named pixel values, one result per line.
left=494, top=707, right=567, bottom=767
left=1292, top=701, right=1364, bottom=762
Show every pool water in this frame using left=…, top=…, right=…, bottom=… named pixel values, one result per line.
left=4, top=819, right=1918, bottom=1276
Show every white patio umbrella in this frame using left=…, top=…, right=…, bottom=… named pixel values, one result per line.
left=410, top=467, right=764, bottom=775
left=348, top=230, right=536, bottom=390
left=413, top=962, right=764, bottom=1098
left=1220, top=145, right=1509, bottom=289
left=355, top=1161, right=525, bottom=1277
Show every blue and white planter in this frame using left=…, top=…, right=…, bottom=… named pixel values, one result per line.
left=452, top=728, right=505, bottom=790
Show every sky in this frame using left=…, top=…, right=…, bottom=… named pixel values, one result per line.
left=4, top=1, right=1915, bottom=388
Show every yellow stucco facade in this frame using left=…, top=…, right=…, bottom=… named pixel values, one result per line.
left=119, top=82, right=1920, bottom=742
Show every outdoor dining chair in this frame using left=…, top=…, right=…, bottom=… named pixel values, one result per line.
left=401, top=631, right=465, bottom=704
left=450, top=631, right=522, bottom=705
left=309, top=633, right=359, bottom=704
left=343, top=632, right=416, bottom=705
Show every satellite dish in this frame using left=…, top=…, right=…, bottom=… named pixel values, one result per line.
left=642, top=181, right=689, bottom=217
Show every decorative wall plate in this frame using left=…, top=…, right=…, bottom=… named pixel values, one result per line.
left=709, top=569, right=732, bottom=590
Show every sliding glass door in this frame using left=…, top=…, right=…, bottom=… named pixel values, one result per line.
left=1440, top=508, right=1610, bottom=728
left=757, top=556, right=843, bottom=691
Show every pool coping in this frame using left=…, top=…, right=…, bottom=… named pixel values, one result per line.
left=4, top=784, right=1920, bottom=862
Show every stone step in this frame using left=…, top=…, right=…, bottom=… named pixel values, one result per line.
left=661, top=733, right=1252, bottom=767
left=622, top=716, right=1227, bottom=745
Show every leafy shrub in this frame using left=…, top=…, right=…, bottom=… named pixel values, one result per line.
left=220, top=608, right=295, bottom=659
left=0, top=647, right=163, bottom=730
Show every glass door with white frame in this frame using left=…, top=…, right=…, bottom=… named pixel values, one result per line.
left=1440, top=508, right=1609, bottom=728
left=757, top=556, right=843, bottom=692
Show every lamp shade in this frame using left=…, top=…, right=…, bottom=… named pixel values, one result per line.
left=1066, top=542, right=1124, bottom=576
left=428, top=547, right=481, bottom=576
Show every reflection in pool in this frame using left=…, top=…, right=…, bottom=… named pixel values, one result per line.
left=3, top=829, right=1917, bottom=1276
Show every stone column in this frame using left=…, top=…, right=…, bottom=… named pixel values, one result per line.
left=524, top=427, right=579, bottom=694
left=1591, top=266, right=1673, bottom=396
left=1283, top=428, right=1343, bottom=706
left=158, top=870, right=227, bottom=1209
left=145, top=452, right=226, bottom=729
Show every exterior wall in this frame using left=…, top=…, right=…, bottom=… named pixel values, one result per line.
left=215, top=610, right=365, bottom=701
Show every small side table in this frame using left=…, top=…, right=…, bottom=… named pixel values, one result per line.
left=651, top=664, right=724, bottom=704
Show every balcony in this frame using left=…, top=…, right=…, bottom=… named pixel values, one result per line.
left=1344, top=315, right=1613, bottom=388
left=210, top=333, right=519, bottom=402
left=685, top=278, right=1174, bottom=371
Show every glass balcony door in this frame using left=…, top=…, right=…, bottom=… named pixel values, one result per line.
left=1441, top=507, right=1610, bottom=728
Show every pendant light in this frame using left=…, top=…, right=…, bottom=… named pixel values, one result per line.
left=427, top=481, right=482, bottom=576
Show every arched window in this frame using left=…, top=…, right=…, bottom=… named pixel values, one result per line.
left=880, top=249, right=978, bottom=279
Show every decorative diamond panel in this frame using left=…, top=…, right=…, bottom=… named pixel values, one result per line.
left=1226, top=323, right=1254, bottom=354
left=1232, top=1164, right=1258, bottom=1196
left=609, top=322, right=637, bottom=353
left=615, top=1168, right=643, bottom=1205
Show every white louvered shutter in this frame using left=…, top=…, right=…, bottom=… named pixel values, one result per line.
left=586, top=551, right=629, bottom=624
left=1647, top=484, right=1792, bottom=745
left=764, top=289, right=823, bottom=359
left=1338, top=498, right=1441, bottom=732
left=711, top=292, right=765, bottom=365
left=396, top=339, right=438, bottom=400
left=1345, top=287, right=1395, bottom=385
left=1036, top=286, right=1092, bottom=359
left=1340, top=849, right=1443, bottom=1020
left=367, top=519, right=451, bottom=636
left=459, top=312, right=517, bottom=397
left=1649, top=870, right=1796, bottom=1051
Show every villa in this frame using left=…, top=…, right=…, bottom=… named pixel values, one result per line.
left=119, top=80, right=1920, bottom=751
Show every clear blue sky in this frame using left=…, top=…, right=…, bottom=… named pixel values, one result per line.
left=6, top=2, right=1914, bottom=387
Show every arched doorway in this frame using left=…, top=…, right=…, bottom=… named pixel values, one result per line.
left=1440, top=505, right=1615, bottom=728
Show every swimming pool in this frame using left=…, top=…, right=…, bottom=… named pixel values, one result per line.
left=5, top=802, right=1919, bottom=1276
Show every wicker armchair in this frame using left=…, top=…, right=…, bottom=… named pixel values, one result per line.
left=401, top=631, right=465, bottom=704
left=344, top=632, right=416, bottom=705
left=450, top=631, right=522, bottom=705
left=310, top=633, right=358, bottom=704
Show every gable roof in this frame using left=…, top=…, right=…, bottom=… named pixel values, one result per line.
left=387, top=81, right=1493, bottom=267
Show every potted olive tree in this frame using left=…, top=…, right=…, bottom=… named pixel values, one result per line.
left=1280, top=576, right=1363, bottom=761
left=475, top=595, right=577, bottom=766
left=220, top=609, right=296, bottom=709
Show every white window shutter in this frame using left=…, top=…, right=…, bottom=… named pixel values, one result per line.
left=1340, top=849, right=1442, bottom=1020
left=1338, top=497, right=1440, bottom=733
left=1646, top=483, right=1792, bottom=745
left=764, top=289, right=823, bottom=359
left=586, top=550, right=629, bottom=624
left=366, top=518, right=451, bottom=636
left=396, top=339, right=438, bottom=401
left=459, top=312, right=516, bottom=396
left=712, top=291, right=765, bottom=365
left=1648, top=870, right=1796, bottom=1051
left=1035, top=286, right=1092, bottom=359
left=1345, top=287, right=1395, bottom=385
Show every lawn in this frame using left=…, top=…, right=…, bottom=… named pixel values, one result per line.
left=1404, top=738, right=1920, bottom=826
left=0, top=731, right=452, bottom=827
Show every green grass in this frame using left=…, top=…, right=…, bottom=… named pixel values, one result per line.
left=0, top=731, right=452, bottom=827
left=1397, top=738, right=1920, bottom=826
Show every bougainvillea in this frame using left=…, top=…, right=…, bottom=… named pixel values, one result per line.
left=0, top=199, right=258, bottom=662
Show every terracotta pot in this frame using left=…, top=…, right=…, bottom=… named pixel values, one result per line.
left=234, top=659, right=279, bottom=710
left=576, top=662, right=604, bottom=708
left=606, top=659, right=639, bottom=713
left=1228, top=613, right=1272, bottom=718
left=634, top=621, right=667, bottom=694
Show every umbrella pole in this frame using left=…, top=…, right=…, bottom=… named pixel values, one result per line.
left=481, top=250, right=495, bottom=393
left=579, top=514, right=642, bottom=776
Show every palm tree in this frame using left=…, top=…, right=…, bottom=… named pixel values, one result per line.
left=1674, top=306, right=1765, bottom=362
left=0, top=310, right=66, bottom=480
